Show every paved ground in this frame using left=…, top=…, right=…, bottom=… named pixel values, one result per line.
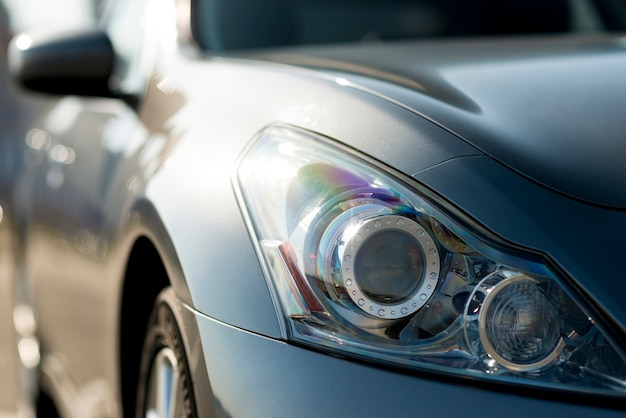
left=0, top=204, right=19, bottom=417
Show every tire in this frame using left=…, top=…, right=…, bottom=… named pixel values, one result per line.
left=35, top=386, right=60, bottom=418
left=135, top=288, right=198, bottom=418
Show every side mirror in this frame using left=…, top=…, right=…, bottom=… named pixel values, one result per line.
left=8, top=29, right=114, bottom=97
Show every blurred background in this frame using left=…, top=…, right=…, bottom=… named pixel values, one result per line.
left=0, top=1, right=93, bottom=416
left=1, top=0, right=95, bottom=185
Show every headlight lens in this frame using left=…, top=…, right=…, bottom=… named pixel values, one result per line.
left=234, top=125, right=626, bottom=397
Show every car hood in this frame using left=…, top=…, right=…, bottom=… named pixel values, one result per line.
left=257, top=35, right=626, bottom=209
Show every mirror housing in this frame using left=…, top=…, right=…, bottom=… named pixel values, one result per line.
left=8, top=29, right=115, bottom=97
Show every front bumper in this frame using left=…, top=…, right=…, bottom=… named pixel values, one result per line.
left=189, top=306, right=625, bottom=418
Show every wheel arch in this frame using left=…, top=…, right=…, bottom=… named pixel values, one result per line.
left=118, top=229, right=215, bottom=418
left=117, top=198, right=197, bottom=418
left=119, top=236, right=169, bottom=418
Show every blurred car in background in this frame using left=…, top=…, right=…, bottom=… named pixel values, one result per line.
left=0, top=0, right=31, bottom=206
left=0, top=2, right=47, bottom=415
left=0, top=1, right=95, bottom=415
left=0, top=0, right=93, bottom=194
left=5, top=0, right=626, bottom=417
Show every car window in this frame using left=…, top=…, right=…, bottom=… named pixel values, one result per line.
left=192, top=0, right=626, bottom=52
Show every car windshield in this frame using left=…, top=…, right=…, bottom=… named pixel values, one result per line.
left=191, top=0, right=626, bottom=52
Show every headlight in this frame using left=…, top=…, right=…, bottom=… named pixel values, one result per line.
left=234, top=124, right=626, bottom=397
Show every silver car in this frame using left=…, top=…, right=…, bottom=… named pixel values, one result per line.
left=5, top=0, right=626, bottom=417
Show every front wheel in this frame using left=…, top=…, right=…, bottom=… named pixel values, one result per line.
left=135, top=288, right=198, bottom=418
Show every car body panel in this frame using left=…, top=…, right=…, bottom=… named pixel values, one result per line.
left=191, top=305, right=625, bottom=418
left=258, top=35, right=626, bottom=208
